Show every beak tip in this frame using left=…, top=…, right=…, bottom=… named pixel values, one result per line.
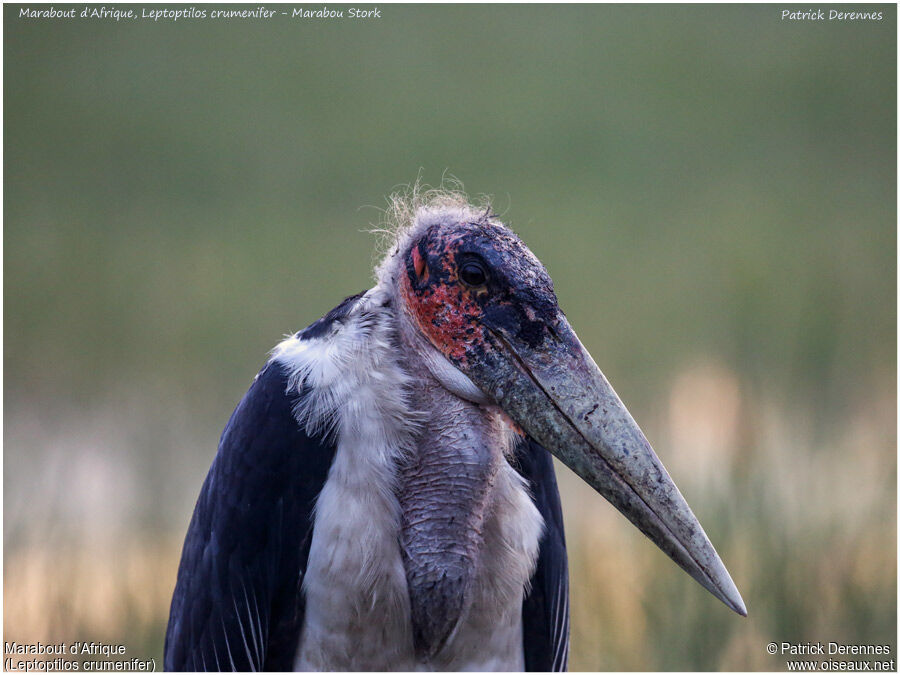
left=699, top=552, right=747, bottom=616
left=730, top=595, right=748, bottom=617
left=714, top=572, right=747, bottom=617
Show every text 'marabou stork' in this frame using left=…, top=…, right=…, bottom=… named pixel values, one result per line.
left=165, top=190, right=746, bottom=671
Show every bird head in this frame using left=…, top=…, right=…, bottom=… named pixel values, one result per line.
left=378, top=192, right=746, bottom=619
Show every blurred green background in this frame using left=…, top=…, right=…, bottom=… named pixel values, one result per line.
left=4, top=4, right=896, bottom=670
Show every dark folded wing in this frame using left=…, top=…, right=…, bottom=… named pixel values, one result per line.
left=164, top=359, right=336, bottom=671
left=515, top=436, right=570, bottom=672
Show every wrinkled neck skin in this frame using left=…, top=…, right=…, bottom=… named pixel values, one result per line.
left=393, top=304, right=511, bottom=662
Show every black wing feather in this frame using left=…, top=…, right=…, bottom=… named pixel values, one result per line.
left=515, top=436, right=570, bottom=672
left=164, top=359, right=336, bottom=671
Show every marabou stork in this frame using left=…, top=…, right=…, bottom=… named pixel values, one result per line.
left=165, top=191, right=746, bottom=672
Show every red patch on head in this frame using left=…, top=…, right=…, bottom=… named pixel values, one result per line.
left=402, top=242, right=487, bottom=364
left=412, top=245, right=427, bottom=280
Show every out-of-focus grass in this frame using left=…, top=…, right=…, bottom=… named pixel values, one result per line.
left=4, top=541, right=180, bottom=665
left=4, top=4, right=895, bottom=670
left=4, top=369, right=895, bottom=669
left=565, top=365, right=896, bottom=670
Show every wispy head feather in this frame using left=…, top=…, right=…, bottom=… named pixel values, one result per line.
left=371, top=177, right=498, bottom=285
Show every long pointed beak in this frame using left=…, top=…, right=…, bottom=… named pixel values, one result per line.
left=484, top=317, right=746, bottom=616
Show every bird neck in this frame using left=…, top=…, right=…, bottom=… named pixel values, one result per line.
left=393, top=312, right=514, bottom=659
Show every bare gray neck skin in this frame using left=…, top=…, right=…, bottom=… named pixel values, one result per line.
left=393, top=311, right=507, bottom=662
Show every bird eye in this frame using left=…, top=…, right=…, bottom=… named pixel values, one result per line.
left=459, top=261, right=487, bottom=287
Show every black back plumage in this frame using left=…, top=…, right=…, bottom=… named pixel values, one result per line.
left=164, top=360, right=336, bottom=671
left=517, top=436, right=571, bottom=672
